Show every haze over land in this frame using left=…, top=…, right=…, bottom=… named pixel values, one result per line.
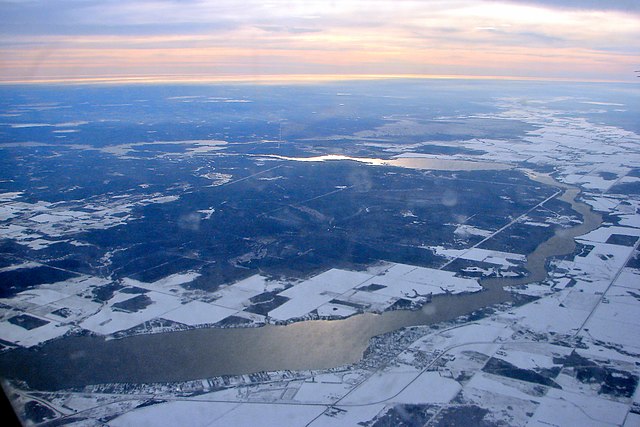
left=1, top=1, right=640, bottom=426
left=1, top=79, right=640, bottom=426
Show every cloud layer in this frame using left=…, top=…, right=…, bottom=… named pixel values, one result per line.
left=1, top=0, right=638, bottom=82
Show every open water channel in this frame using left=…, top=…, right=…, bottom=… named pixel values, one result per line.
left=0, top=163, right=602, bottom=390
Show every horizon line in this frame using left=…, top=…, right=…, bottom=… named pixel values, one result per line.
left=0, top=73, right=634, bottom=86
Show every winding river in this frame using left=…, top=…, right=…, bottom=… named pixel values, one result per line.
left=0, top=168, right=602, bottom=391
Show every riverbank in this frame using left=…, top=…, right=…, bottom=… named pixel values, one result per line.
left=0, top=170, right=604, bottom=391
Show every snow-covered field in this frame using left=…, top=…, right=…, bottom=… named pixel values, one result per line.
left=0, top=189, right=183, bottom=251
left=0, top=261, right=482, bottom=347
left=269, top=265, right=481, bottom=322
left=89, top=98, right=640, bottom=426
left=3, top=94, right=640, bottom=426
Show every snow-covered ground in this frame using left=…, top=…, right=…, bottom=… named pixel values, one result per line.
left=0, top=261, right=482, bottom=347
left=89, top=98, right=640, bottom=425
left=3, top=94, right=640, bottom=426
left=270, top=264, right=481, bottom=322
left=0, top=190, right=183, bottom=251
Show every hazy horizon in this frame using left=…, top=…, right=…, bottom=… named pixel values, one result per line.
left=1, top=0, right=639, bottom=84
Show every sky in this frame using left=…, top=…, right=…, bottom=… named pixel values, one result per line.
left=0, top=0, right=639, bottom=83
